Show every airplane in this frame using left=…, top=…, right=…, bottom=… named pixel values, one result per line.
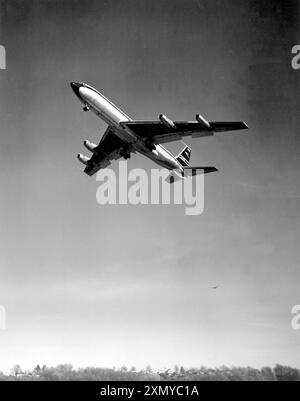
left=70, top=82, right=248, bottom=178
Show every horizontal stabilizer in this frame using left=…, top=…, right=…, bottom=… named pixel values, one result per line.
left=209, top=121, right=248, bottom=132
left=183, top=166, right=218, bottom=175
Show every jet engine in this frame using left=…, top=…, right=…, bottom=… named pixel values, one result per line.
left=84, top=140, right=97, bottom=152
left=77, top=153, right=90, bottom=165
left=159, top=114, right=176, bottom=130
left=196, top=114, right=211, bottom=130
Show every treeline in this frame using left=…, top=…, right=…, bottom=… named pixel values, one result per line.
left=1, top=363, right=299, bottom=381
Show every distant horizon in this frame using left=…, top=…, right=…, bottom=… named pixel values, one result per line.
left=2, top=361, right=300, bottom=374
left=2, top=363, right=300, bottom=382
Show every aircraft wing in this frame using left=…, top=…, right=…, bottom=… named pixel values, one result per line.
left=84, top=127, right=128, bottom=176
left=121, top=120, right=248, bottom=145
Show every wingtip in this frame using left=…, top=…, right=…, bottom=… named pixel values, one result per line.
left=208, top=167, right=219, bottom=174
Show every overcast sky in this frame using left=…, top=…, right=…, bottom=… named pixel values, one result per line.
left=0, top=0, right=299, bottom=371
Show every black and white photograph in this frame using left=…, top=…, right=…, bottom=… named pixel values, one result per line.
left=0, top=0, right=299, bottom=385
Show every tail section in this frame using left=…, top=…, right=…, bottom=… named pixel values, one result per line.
left=176, top=145, right=191, bottom=167
left=174, top=144, right=218, bottom=179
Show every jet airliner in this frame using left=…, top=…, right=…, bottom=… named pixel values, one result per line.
left=71, top=82, right=248, bottom=177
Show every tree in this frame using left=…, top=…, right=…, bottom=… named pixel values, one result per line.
left=34, top=365, right=41, bottom=375
left=261, top=366, right=275, bottom=381
left=11, top=364, right=22, bottom=377
left=145, top=365, right=153, bottom=374
left=274, top=364, right=300, bottom=381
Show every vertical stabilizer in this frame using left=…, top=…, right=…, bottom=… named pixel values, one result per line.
left=176, top=145, right=191, bottom=167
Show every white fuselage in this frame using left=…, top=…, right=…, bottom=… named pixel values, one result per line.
left=77, top=83, right=182, bottom=171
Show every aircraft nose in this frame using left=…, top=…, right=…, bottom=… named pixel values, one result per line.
left=70, top=82, right=83, bottom=98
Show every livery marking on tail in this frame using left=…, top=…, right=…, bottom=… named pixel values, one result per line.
left=176, top=146, right=191, bottom=167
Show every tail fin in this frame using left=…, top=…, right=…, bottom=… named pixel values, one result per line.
left=176, top=145, right=191, bottom=167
